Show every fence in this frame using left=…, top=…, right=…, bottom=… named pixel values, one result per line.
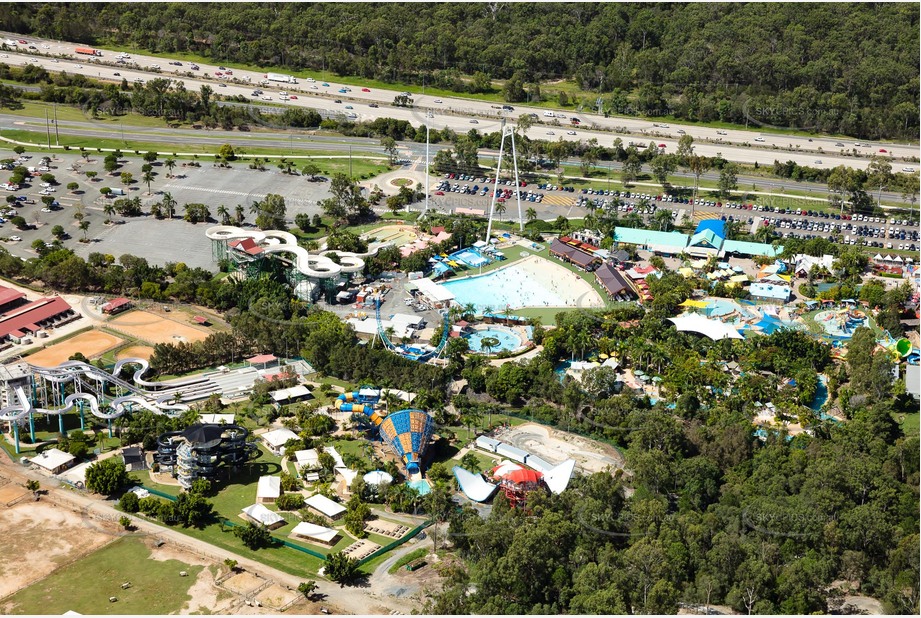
left=216, top=516, right=330, bottom=561
left=356, top=519, right=433, bottom=567
left=141, top=485, right=179, bottom=501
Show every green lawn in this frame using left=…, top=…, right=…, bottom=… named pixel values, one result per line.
left=387, top=547, right=428, bottom=574
left=3, top=537, right=203, bottom=615
left=893, top=412, right=919, bottom=435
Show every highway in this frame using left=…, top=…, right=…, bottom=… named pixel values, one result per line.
left=2, top=33, right=919, bottom=173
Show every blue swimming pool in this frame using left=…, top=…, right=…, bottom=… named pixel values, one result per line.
left=406, top=479, right=431, bottom=495
left=465, top=328, right=522, bottom=353
left=442, top=264, right=569, bottom=312
left=809, top=374, right=829, bottom=412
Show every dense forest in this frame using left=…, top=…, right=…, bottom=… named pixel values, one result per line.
left=1, top=3, right=918, bottom=139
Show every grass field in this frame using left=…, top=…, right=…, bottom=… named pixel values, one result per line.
left=2, top=537, right=202, bottom=615
left=893, top=412, right=920, bottom=435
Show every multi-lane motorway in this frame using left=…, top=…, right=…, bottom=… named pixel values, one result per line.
left=2, top=33, right=918, bottom=174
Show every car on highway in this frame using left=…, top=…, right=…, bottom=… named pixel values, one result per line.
left=306, top=77, right=316, bottom=82
left=75, top=64, right=83, bottom=69
left=369, top=102, right=378, bottom=108
left=113, top=72, right=120, bottom=76
left=815, top=160, right=822, bottom=164
left=344, top=105, right=353, bottom=109
left=361, top=87, right=370, bottom=92
left=50, top=58, right=58, bottom=63
left=678, top=129, right=686, bottom=134
left=546, top=131, right=555, bottom=135
left=567, top=131, right=577, bottom=135
left=469, top=119, right=478, bottom=124
left=218, top=83, right=226, bottom=87
left=754, top=137, right=765, bottom=142
left=434, top=99, right=442, bottom=103
left=835, top=142, right=844, bottom=147
left=261, top=96, right=272, bottom=100
left=338, top=88, right=348, bottom=93
left=17, top=40, right=27, bottom=44
left=333, top=99, right=342, bottom=103
left=322, top=82, right=330, bottom=86
left=289, top=95, right=297, bottom=99
left=902, top=167, right=915, bottom=173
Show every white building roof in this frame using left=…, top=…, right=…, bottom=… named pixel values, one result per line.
left=475, top=435, right=501, bottom=452
left=669, top=313, right=744, bottom=341
left=290, top=521, right=339, bottom=543
left=294, top=449, right=319, bottom=468
left=199, top=413, right=235, bottom=425
left=241, top=503, right=285, bottom=527
left=543, top=459, right=576, bottom=495
left=270, top=384, right=312, bottom=403
left=495, top=443, right=529, bottom=463
left=363, top=470, right=393, bottom=486
left=305, top=493, right=346, bottom=517
left=256, top=475, right=281, bottom=499
left=261, top=428, right=300, bottom=448
left=323, top=446, right=345, bottom=469
left=29, top=447, right=75, bottom=472
left=413, top=277, right=455, bottom=302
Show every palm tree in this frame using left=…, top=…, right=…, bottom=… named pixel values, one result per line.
left=526, top=207, right=537, bottom=223
left=78, top=220, right=90, bottom=241
left=235, top=204, right=245, bottom=224
left=103, top=203, right=115, bottom=218
left=164, top=157, right=176, bottom=177
left=495, top=201, right=507, bottom=221
left=217, top=205, right=231, bottom=225
left=142, top=170, right=155, bottom=195
left=161, top=192, right=176, bottom=219
left=653, top=209, right=673, bottom=231
left=479, top=336, right=500, bottom=356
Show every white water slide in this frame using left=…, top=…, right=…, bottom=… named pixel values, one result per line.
left=205, top=225, right=390, bottom=278
left=0, top=359, right=194, bottom=423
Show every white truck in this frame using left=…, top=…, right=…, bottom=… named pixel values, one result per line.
left=264, top=72, right=298, bottom=84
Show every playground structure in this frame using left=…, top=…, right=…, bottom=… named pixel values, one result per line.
left=814, top=308, right=869, bottom=338
left=0, top=359, right=202, bottom=453
left=374, top=298, right=450, bottom=362
left=206, top=225, right=391, bottom=303
left=334, top=387, right=387, bottom=425
left=155, top=423, right=257, bottom=490
left=488, top=461, right=545, bottom=508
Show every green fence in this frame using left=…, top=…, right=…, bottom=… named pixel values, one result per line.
left=142, top=485, right=179, bottom=501
left=217, top=517, right=329, bottom=560
left=357, top=519, right=433, bottom=567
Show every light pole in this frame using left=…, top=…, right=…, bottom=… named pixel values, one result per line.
left=423, top=111, right=432, bottom=217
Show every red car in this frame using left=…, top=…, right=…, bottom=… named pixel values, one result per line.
left=289, top=95, right=298, bottom=100
left=361, top=88, right=370, bottom=92
left=17, top=40, right=27, bottom=45
left=435, top=191, right=445, bottom=195
left=879, top=148, right=887, bottom=153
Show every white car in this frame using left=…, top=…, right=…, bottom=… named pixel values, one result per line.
left=903, top=167, right=916, bottom=173
left=262, top=96, right=272, bottom=101
left=306, top=77, right=316, bottom=82
left=567, top=131, right=577, bottom=135
left=814, top=160, right=822, bottom=164
left=50, top=59, right=58, bottom=63
left=9, top=236, right=21, bottom=242
left=41, top=207, right=51, bottom=213
left=547, top=131, right=555, bottom=135
left=40, top=182, right=52, bottom=187
left=150, top=64, right=160, bottom=69
left=434, top=99, right=442, bottom=103
left=75, top=64, right=83, bottom=69
left=754, top=137, right=765, bottom=142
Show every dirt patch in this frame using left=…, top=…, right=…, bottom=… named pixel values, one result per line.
left=497, top=422, right=625, bottom=475
left=25, top=330, right=124, bottom=367
left=221, top=571, right=267, bottom=596
left=255, top=582, right=300, bottom=610
left=115, top=345, right=155, bottom=361
left=108, top=310, right=209, bottom=345
left=180, top=566, right=224, bottom=614
left=0, top=483, right=29, bottom=505
left=0, top=500, right=116, bottom=598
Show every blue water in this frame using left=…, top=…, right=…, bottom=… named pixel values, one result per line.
left=465, top=328, right=522, bottom=353
left=406, top=479, right=431, bottom=495
left=452, top=249, right=490, bottom=268
left=554, top=360, right=572, bottom=382
left=757, top=314, right=791, bottom=335
left=809, top=375, right=829, bottom=412
left=443, top=265, right=571, bottom=312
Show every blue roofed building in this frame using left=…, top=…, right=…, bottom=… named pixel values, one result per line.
left=749, top=282, right=792, bottom=304
left=613, top=227, right=689, bottom=255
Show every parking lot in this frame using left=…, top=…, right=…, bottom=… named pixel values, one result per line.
left=0, top=151, right=338, bottom=267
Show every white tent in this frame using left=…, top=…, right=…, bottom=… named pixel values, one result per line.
left=290, top=521, right=339, bottom=545
left=543, top=459, right=576, bottom=495
left=363, top=470, right=394, bottom=486
left=241, top=503, right=285, bottom=528
left=669, top=313, right=744, bottom=341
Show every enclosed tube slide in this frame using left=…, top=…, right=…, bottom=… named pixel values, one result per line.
left=334, top=387, right=386, bottom=425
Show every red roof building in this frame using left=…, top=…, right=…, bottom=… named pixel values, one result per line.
left=246, top=353, right=278, bottom=365
left=228, top=238, right=264, bottom=255
left=0, top=296, right=75, bottom=341
left=102, top=297, right=132, bottom=314
left=193, top=315, right=210, bottom=325
left=0, top=285, right=27, bottom=312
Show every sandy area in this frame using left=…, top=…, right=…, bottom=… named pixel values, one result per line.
left=361, top=224, right=418, bottom=247
left=449, top=254, right=604, bottom=310
left=221, top=571, right=267, bottom=596
left=25, top=330, right=124, bottom=367
left=0, top=483, right=28, bottom=505
left=0, top=500, right=116, bottom=598
left=496, top=422, right=625, bottom=475
left=116, top=345, right=155, bottom=360
left=255, top=582, right=301, bottom=610
left=108, top=310, right=209, bottom=345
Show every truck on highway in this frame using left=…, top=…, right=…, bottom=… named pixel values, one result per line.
left=75, top=47, right=103, bottom=56
left=264, top=72, right=298, bottom=84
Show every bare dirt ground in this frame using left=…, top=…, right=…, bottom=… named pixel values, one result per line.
left=496, top=422, right=625, bottom=475
left=255, top=582, right=301, bottom=610
left=115, top=344, right=155, bottom=360
left=25, top=329, right=123, bottom=366
left=221, top=571, right=267, bottom=596
left=108, top=310, right=209, bottom=345
left=0, top=499, right=117, bottom=598
left=0, top=483, right=28, bottom=505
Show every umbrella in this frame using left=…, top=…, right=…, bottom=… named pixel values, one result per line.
left=599, top=353, right=609, bottom=359
left=634, top=369, right=646, bottom=376
left=651, top=376, right=663, bottom=383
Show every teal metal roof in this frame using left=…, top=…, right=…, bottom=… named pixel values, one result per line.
left=722, top=239, right=784, bottom=257
left=613, top=227, right=689, bottom=249
left=689, top=229, right=723, bottom=249
left=749, top=282, right=792, bottom=301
